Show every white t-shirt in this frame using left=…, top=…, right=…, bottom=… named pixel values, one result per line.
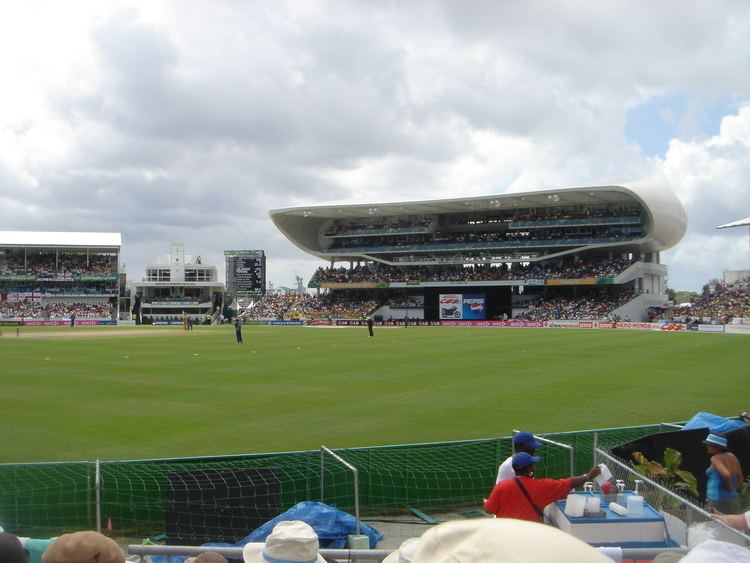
left=495, top=456, right=515, bottom=484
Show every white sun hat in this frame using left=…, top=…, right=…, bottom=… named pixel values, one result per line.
left=382, top=537, right=420, bottom=563
left=242, top=520, right=326, bottom=563
left=384, top=519, right=611, bottom=562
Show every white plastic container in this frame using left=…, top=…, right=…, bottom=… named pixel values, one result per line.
left=564, top=494, right=586, bottom=517
left=627, top=494, right=644, bottom=517
left=608, top=501, right=627, bottom=516
left=593, top=463, right=613, bottom=487
left=585, top=496, right=600, bottom=514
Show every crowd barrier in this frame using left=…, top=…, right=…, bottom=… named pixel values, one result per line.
left=0, top=423, right=670, bottom=537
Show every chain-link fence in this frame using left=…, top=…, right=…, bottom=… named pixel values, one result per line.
left=595, top=446, right=750, bottom=548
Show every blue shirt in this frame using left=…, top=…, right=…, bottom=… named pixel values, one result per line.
left=706, top=466, right=738, bottom=501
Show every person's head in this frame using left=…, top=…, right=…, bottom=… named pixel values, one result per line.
left=702, top=433, right=729, bottom=455
left=0, top=532, right=28, bottom=563
left=383, top=519, right=611, bottom=562
left=512, top=431, right=541, bottom=455
left=512, top=452, right=541, bottom=477
left=242, top=521, right=326, bottom=563
left=42, top=531, right=124, bottom=563
left=185, top=552, right=229, bottom=563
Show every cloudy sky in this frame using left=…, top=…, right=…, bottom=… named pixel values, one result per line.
left=1, top=1, right=749, bottom=292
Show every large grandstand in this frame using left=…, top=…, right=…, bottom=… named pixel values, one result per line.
left=0, top=231, right=120, bottom=325
left=269, top=182, right=687, bottom=322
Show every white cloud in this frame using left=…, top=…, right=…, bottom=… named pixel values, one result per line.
left=0, top=1, right=749, bottom=291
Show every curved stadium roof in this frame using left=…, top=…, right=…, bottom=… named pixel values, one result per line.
left=270, top=181, right=687, bottom=263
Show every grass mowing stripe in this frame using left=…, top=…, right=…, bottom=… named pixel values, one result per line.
left=1, top=326, right=747, bottom=462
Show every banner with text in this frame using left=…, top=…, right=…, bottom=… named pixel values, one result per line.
left=462, top=293, right=486, bottom=320
left=439, top=293, right=463, bottom=319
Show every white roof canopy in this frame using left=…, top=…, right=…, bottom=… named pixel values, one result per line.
left=0, top=231, right=121, bottom=248
left=717, top=217, right=750, bottom=229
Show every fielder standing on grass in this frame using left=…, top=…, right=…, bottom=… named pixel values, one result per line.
left=235, top=317, right=243, bottom=344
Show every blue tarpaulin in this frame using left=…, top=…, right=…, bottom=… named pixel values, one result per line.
left=682, top=412, right=745, bottom=434
left=153, top=502, right=382, bottom=563
left=243, top=501, right=382, bottom=548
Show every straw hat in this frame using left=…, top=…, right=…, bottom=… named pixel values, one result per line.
left=242, top=521, right=326, bottom=563
left=702, top=433, right=729, bottom=450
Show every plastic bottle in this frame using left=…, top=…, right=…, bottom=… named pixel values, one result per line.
left=608, top=502, right=627, bottom=516
left=616, top=480, right=627, bottom=506
left=627, top=494, right=644, bottom=516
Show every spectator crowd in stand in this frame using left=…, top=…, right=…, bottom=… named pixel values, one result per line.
left=1, top=283, right=116, bottom=295
left=323, top=203, right=641, bottom=240
left=651, top=278, right=750, bottom=324
left=310, top=257, right=633, bottom=285
left=516, top=291, right=635, bottom=321
left=325, top=219, right=433, bottom=237
left=328, top=225, right=640, bottom=252
left=239, top=292, right=379, bottom=321
left=0, top=301, right=112, bottom=319
left=0, top=252, right=115, bottom=277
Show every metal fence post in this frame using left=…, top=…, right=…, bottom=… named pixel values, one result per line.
left=95, top=459, right=101, bottom=534
left=320, top=447, right=325, bottom=502
left=514, top=430, right=575, bottom=477
left=320, top=446, right=361, bottom=535
left=593, top=432, right=598, bottom=467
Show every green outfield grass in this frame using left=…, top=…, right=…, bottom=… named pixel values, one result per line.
left=1, top=325, right=747, bottom=463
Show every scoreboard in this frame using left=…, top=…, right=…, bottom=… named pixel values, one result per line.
left=225, top=250, right=265, bottom=295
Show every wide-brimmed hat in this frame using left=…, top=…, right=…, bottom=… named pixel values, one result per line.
left=242, top=521, right=326, bottom=563
left=383, top=519, right=610, bottom=562
left=382, top=537, right=419, bottom=563
left=42, top=531, right=124, bottom=563
left=702, top=433, right=729, bottom=450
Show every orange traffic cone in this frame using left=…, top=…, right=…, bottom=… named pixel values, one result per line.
left=107, top=517, right=113, bottom=532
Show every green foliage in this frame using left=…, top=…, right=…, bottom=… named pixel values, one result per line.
left=631, top=448, right=699, bottom=498
left=666, top=286, right=677, bottom=303
left=673, top=290, right=699, bottom=305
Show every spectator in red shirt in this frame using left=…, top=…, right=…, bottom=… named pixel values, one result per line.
left=484, top=452, right=601, bottom=523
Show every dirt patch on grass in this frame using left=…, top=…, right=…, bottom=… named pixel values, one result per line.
left=2, top=328, right=187, bottom=339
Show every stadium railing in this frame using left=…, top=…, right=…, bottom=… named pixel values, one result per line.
left=126, top=544, right=694, bottom=562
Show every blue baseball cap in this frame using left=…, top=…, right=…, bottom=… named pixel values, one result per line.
left=513, top=431, right=542, bottom=449
left=512, top=452, right=541, bottom=469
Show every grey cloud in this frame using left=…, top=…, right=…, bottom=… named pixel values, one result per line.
left=3, top=1, right=750, bottom=290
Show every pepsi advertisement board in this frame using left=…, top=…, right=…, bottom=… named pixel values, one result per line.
left=462, top=293, right=486, bottom=320
left=439, top=293, right=486, bottom=320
